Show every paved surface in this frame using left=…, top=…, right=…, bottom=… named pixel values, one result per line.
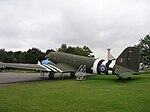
left=0, top=72, right=70, bottom=84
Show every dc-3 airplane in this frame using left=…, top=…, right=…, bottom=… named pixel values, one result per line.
left=0, top=46, right=139, bottom=80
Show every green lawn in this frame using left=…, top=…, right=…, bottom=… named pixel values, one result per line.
left=0, top=73, right=150, bottom=112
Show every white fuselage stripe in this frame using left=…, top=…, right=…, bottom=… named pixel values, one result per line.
left=48, top=65, right=63, bottom=72
left=101, top=60, right=108, bottom=66
left=38, top=63, right=51, bottom=71
left=92, top=59, right=101, bottom=74
left=109, top=60, right=116, bottom=68
left=38, top=62, right=63, bottom=72
left=43, top=64, right=57, bottom=72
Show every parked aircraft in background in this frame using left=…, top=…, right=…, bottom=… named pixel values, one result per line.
left=0, top=46, right=139, bottom=80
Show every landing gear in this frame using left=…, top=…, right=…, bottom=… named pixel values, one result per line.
left=48, top=72, right=54, bottom=79
left=117, top=76, right=132, bottom=80
left=117, top=76, right=123, bottom=80
left=127, top=77, right=132, bottom=80
left=70, top=72, right=75, bottom=78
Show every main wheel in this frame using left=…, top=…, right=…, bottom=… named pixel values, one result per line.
left=48, top=73, right=54, bottom=79
left=117, top=77, right=122, bottom=80
left=70, top=72, right=75, bottom=78
left=127, top=77, right=132, bottom=80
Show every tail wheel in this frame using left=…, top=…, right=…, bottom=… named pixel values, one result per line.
left=117, top=77, right=122, bottom=80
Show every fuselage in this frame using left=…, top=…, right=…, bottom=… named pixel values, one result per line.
left=46, top=52, right=115, bottom=75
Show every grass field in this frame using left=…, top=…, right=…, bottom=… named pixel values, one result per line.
left=0, top=73, right=150, bottom=112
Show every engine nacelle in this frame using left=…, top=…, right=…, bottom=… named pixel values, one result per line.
left=92, top=59, right=115, bottom=75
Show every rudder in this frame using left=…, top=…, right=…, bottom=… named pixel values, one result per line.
left=114, top=47, right=139, bottom=75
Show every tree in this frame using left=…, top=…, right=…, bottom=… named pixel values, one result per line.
left=57, top=44, right=95, bottom=57
left=74, top=46, right=84, bottom=56
left=0, top=49, right=7, bottom=62
left=0, top=49, right=14, bottom=63
left=83, top=46, right=94, bottom=57
left=25, top=48, right=45, bottom=64
left=12, top=51, right=22, bottom=63
left=45, top=49, right=55, bottom=55
left=5, top=51, right=14, bottom=63
left=57, top=44, right=67, bottom=52
left=18, top=51, right=27, bottom=63
left=65, top=46, right=76, bottom=54
left=136, top=35, right=150, bottom=65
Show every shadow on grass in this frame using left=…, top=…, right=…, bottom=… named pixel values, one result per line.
left=87, top=75, right=145, bottom=83
left=140, top=72, right=150, bottom=75
left=112, top=77, right=144, bottom=83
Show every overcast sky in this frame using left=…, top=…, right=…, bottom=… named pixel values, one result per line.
left=0, top=0, right=150, bottom=59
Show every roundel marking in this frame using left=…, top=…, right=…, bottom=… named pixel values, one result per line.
left=99, top=65, right=107, bottom=73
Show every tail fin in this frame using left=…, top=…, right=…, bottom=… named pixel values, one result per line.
left=114, top=47, right=139, bottom=75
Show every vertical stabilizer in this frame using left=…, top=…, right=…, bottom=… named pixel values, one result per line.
left=114, top=47, right=139, bottom=75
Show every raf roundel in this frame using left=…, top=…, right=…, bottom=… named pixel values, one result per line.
left=99, top=65, right=107, bottom=73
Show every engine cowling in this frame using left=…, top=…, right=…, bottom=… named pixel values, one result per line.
left=92, top=59, right=115, bottom=75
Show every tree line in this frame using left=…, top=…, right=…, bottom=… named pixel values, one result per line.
left=0, top=45, right=94, bottom=64
left=0, top=48, right=45, bottom=64
left=0, top=34, right=149, bottom=65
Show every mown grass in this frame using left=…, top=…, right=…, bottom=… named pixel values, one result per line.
left=0, top=73, right=150, bottom=112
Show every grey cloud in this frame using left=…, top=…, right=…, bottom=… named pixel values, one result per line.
left=0, top=0, right=150, bottom=58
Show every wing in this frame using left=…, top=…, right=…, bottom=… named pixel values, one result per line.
left=0, top=61, right=76, bottom=73
left=0, top=62, right=46, bottom=71
left=41, top=62, right=76, bottom=73
left=54, top=63, right=76, bottom=73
